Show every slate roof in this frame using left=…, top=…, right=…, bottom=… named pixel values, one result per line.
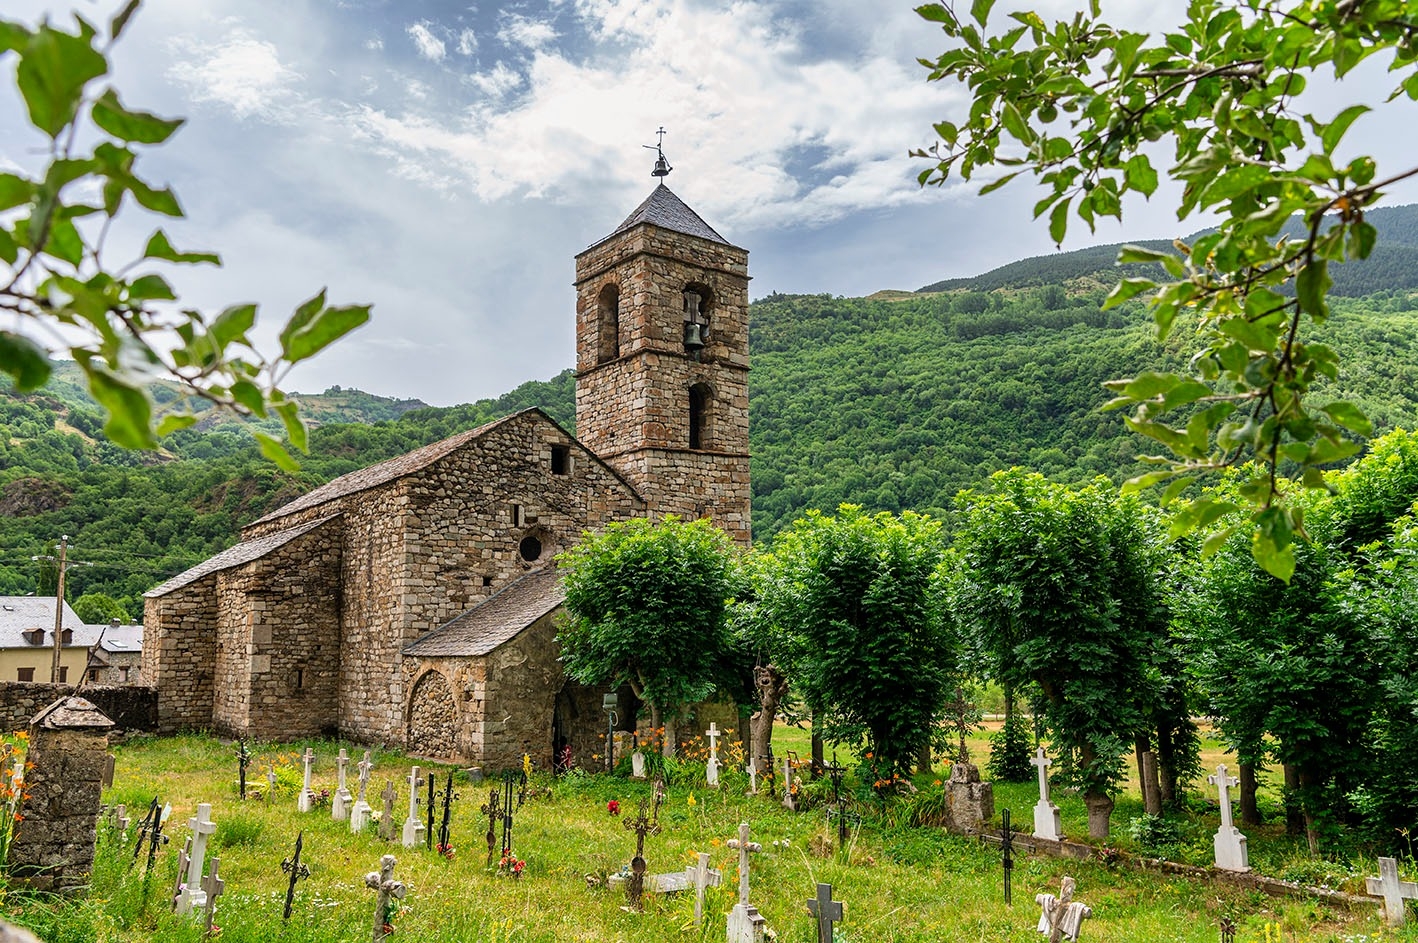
left=0, top=597, right=97, bottom=649
left=145, top=514, right=339, bottom=598
left=96, top=623, right=143, bottom=654
left=403, top=566, right=565, bottom=658
left=600, top=183, right=732, bottom=247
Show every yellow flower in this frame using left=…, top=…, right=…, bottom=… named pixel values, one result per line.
left=687, top=793, right=696, bottom=806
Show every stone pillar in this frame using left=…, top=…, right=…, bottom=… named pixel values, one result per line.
left=8, top=696, right=115, bottom=894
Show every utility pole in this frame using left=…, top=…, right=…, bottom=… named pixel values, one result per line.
left=32, top=536, right=87, bottom=684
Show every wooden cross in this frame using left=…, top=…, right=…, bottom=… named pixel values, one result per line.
left=480, top=787, right=501, bottom=866
left=726, top=822, right=762, bottom=907
left=807, top=882, right=843, bottom=943
left=365, top=853, right=407, bottom=943
left=379, top=781, right=397, bottom=841
left=686, top=851, right=722, bottom=928
left=1367, top=856, right=1418, bottom=927
left=1036, top=876, right=1093, bottom=942
left=201, top=856, right=225, bottom=938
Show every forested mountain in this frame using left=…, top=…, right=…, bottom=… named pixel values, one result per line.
left=4, top=217, right=1418, bottom=616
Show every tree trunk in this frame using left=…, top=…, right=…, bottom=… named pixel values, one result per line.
left=1134, top=735, right=1148, bottom=803
left=662, top=714, right=677, bottom=758
left=649, top=701, right=662, bottom=756
left=1299, top=766, right=1320, bottom=855
left=810, top=717, right=824, bottom=780
left=1155, top=724, right=1178, bottom=808
left=1238, top=763, right=1261, bottom=827
left=1283, top=764, right=1304, bottom=837
left=917, top=740, right=932, bottom=775
left=1084, top=790, right=1115, bottom=839
left=1140, top=751, right=1162, bottom=816
left=749, top=664, right=788, bottom=775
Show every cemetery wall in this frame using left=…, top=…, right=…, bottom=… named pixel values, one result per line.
left=0, top=683, right=155, bottom=734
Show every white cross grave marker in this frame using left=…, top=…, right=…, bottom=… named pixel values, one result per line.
left=686, top=851, right=722, bottom=928
left=365, top=853, right=407, bottom=943
left=1036, top=876, right=1093, bottom=942
left=297, top=748, right=316, bottom=813
left=1207, top=763, right=1249, bottom=871
left=350, top=751, right=374, bottom=834
left=333, top=748, right=353, bottom=821
left=1031, top=747, right=1063, bottom=841
left=175, top=803, right=217, bottom=914
left=202, top=856, right=225, bottom=937
left=726, top=822, right=766, bottom=943
left=402, top=766, right=425, bottom=848
left=705, top=723, right=721, bottom=788
left=782, top=755, right=796, bottom=812
left=267, top=765, right=277, bottom=802
left=745, top=758, right=758, bottom=795
left=1367, top=856, right=1418, bottom=927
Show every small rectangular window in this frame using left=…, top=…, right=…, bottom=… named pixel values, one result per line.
left=88, top=669, right=102, bottom=683
left=58, top=666, right=68, bottom=683
left=551, top=444, right=570, bottom=475
left=16, top=667, right=33, bottom=682
left=295, top=668, right=305, bottom=690
left=511, top=503, right=524, bottom=526
left=119, top=667, right=130, bottom=683
left=482, top=576, right=493, bottom=587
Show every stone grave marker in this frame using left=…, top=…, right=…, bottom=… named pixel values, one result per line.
left=350, top=752, right=374, bottom=833
left=266, top=765, right=278, bottom=802
left=705, top=723, right=722, bottom=788
left=379, top=781, right=397, bottom=842
left=9, top=696, right=115, bottom=894
left=281, top=831, right=312, bottom=921
left=297, top=748, right=316, bottom=813
left=332, top=748, right=353, bottom=821
left=1207, top=763, right=1249, bottom=872
left=1030, top=747, right=1063, bottom=841
left=631, top=750, right=646, bottom=779
left=202, top=856, right=225, bottom=938
left=726, top=822, right=766, bottom=943
left=944, top=751, right=994, bottom=835
left=687, top=851, right=721, bottom=928
left=782, top=751, right=797, bottom=812
left=426, top=771, right=436, bottom=849
left=402, top=766, right=425, bottom=848
left=1036, top=876, right=1092, bottom=942
left=365, top=853, right=407, bottom=943
left=1366, top=856, right=1418, bottom=927
left=807, top=882, right=843, bottom=943
left=745, top=758, right=758, bottom=795
left=102, top=753, right=116, bottom=790
left=174, top=803, right=217, bottom=914
left=171, top=836, right=192, bottom=911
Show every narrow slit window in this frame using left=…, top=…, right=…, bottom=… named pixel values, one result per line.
left=551, top=444, right=570, bottom=475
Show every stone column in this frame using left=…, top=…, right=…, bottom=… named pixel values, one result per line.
left=8, top=696, right=115, bottom=894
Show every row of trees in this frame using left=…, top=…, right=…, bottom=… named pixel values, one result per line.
left=557, top=429, right=1418, bottom=854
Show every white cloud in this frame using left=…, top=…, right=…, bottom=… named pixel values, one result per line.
left=166, top=32, right=304, bottom=120
left=466, top=62, right=522, bottom=99
left=497, top=14, right=557, bottom=51
left=365, top=36, right=384, bottom=52
left=457, top=29, right=478, bottom=56
left=407, top=21, right=447, bottom=62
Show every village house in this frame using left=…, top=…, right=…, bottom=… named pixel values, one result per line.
left=0, top=596, right=95, bottom=684
left=143, top=179, right=751, bottom=770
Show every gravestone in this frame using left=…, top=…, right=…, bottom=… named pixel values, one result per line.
left=8, top=696, right=115, bottom=894
left=622, top=794, right=663, bottom=911
left=745, top=759, right=758, bottom=795
left=1366, top=856, right=1418, bottom=927
left=235, top=741, right=251, bottom=800
left=782, top=753, right=797, bottom=812
left=725, top=822, right=766, bottom=943
left=297, top=748, right=316, bottom=813
left=1036, top=876, right=1092, bottom=942
left=281, top=831, right=311, bottom=921
left=350, top=752, right=374, bottom=834
left=174, top=803, right=217, bottom=914
left=332, top=749, right=353, bottom=821
left=172, top=837, right=192, bottom=910
left=1030, top=747, right=1063, bottom=841
left=705, top=723, right=722, bottom=788
left=365, top=854, right=407, bottom=943
left=631, top=751, right=646, bottom=779
left=202, top=856, right=225, bottom=938
left=1207, top=764, right=1249, bottom=872
left=102, top=754, right=116, bottom=791
left=944, top=755, right=994, bottom=835
left=266, top=766, right=277, bottom=802
left=402, top=767, right=425, bottom=848
left=687, top=851, right=722, bottom=928
left=379, top=781, right=397, bottom=842
left=807, top=883, right=843, bottom=943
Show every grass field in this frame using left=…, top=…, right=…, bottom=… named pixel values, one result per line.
left=1, top=724, right=1411, bottom=943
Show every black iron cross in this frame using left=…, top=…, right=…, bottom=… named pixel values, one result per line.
left=760, top=745, right=777, bottom=798
left=480, top=788, right=501, bottom=866
left=425, top=771, right=436, bottom=850
left=131, top=797, right=159, bottom=865
left=1220, top=916, right=1237, bottom=943
left=622, top=795, right=663, bottom=911
left=437, top=775, right=459, bottom=854
left=281, top=830, right=312, bottom=921
left=1001, top=807, right=1015, bottom=905
left=236, top=740, right=251, bottom=800
left=143, top=801, right=169, bottom=876
left=806, top=882, right=843, bottom=943
left=500, top=771, right=518, bottom=859
left=944, top=686, right=974, bottom=763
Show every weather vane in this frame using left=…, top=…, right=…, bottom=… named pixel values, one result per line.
left=643, top=127, right=672, bottom=178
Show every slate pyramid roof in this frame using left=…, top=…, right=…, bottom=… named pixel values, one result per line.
left=600, top=183, right=730, bottom=247
left=403, top=565, right=565, bottom=657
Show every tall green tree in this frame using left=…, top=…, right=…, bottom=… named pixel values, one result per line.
left=950, top=471, right=1166, bottom=837
left=0, top=3, right=368, bottom=464
left=748, top=506, right=951, bottom=776
left=556, top=516, right=741, bottom=756
left=916, top=0, right=1418, bottom=579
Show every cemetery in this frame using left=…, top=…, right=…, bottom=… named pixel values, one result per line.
left=0, top=708, right=1413, bottom=942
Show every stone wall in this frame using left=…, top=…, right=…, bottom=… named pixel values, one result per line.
left=143, top=575, right=218, bottom=733
left=0, top=683, right=155, bottom=734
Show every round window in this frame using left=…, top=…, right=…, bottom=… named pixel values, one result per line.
left=519, top=535, right=543, bottom=562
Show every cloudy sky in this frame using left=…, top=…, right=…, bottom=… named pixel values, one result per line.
left=3, top=0, right=1416, bottom=406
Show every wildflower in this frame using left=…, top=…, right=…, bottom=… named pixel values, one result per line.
left=687, top=793, right=696, bottom=807
left=607, top=800, right=621, bottom=816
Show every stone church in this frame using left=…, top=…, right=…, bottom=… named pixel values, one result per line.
left=142, top=179, right=750, bottom=769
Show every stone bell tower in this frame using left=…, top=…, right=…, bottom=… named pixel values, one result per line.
left=573, top=166, right=751, bottom=546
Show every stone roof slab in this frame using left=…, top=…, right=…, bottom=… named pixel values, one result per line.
left=403, top=566, right=565, bottom=658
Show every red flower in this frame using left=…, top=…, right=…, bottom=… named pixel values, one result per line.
left=607, top=800, right=620, bottom=815
left=382, top=922, right=396, bottom=934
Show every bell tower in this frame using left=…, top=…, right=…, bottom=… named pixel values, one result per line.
left=573, top=158, right=750, bottom=545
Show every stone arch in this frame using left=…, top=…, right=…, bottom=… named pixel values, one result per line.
left=597, top=282, right=620, bottom=363
left=688, top=380, right=716, bottom=450
left=682, top=282, right=714, bottom=353
left=407, top=669, right=457, bottom=759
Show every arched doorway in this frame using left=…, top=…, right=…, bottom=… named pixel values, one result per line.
left=407, top=669, right=457, bottom=759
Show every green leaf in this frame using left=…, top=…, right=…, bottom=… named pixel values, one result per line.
left=1102, top=277, right=1155, bottom=309
left=211, top=303, right=257, bottom=347
left=969, top=0, right=994, bottom=27
left=916, top=4, right=953, bottom=24
left=15, top=24, right=108, bottom=138
left=281, top=301, right=371, bottom=365
left=1048, top=196, right=1071, bottom=245
left=1319, top=104, right=1370, bottom=155
left=0, top=21, right=32, bottom=54
left=44, top=216, right=85, bottom=266
left=127, top=177, right=182, bottom=216
left=0, top=173, right=34, bottom=211
left=110, top=0, right=141, bottom=41
left=127, top=273, right=175, bottom=301
left=273, top=400, right=308, bottom=453
left=1295, top=260, right=1331, bottom=320
left=91, top=88, right=183, bottom=144
left=1200, top=525, right=1239, bottom=558
left=155, top=413, right=198, bottom=436
left=978, top=171, right=1020, bottom=195
left=1116, top=245, right=1170, bottom=265
left=253, top=431, right=300, bottom=471
left=0, top=331, right=52, bottom=391
left=1000, top=102, right=1032, bottom=143
left=84, top=363, right=156, bottom=449
left=279, top=289, right=327, bottom=354
left=1123, top=155, right=1158, bottom=197
left=1251, top=530, right=1295, bottom=583
left=230, top=379, right=267, bottom=416
left=1319, top=401, right=1372, bottom=437
left=143, top=229, right=220, bottom=265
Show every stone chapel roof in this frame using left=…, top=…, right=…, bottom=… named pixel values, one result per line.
left=145, top=514, right=339, bottom=598
left=402, top=565, right=565, bottom=658
left=601, top=183, right=731, bottom=247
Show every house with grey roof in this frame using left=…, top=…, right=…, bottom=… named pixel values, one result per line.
left=0, top=597, right=98, bottom=684
left=141, top=180, right=752, bottom=770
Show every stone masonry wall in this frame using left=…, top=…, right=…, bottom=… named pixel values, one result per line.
left=212, top=520, right=343, bottom=740
left=0, top=683, right=155, bottom=734
left=143, top=576, right=218, bottom=734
